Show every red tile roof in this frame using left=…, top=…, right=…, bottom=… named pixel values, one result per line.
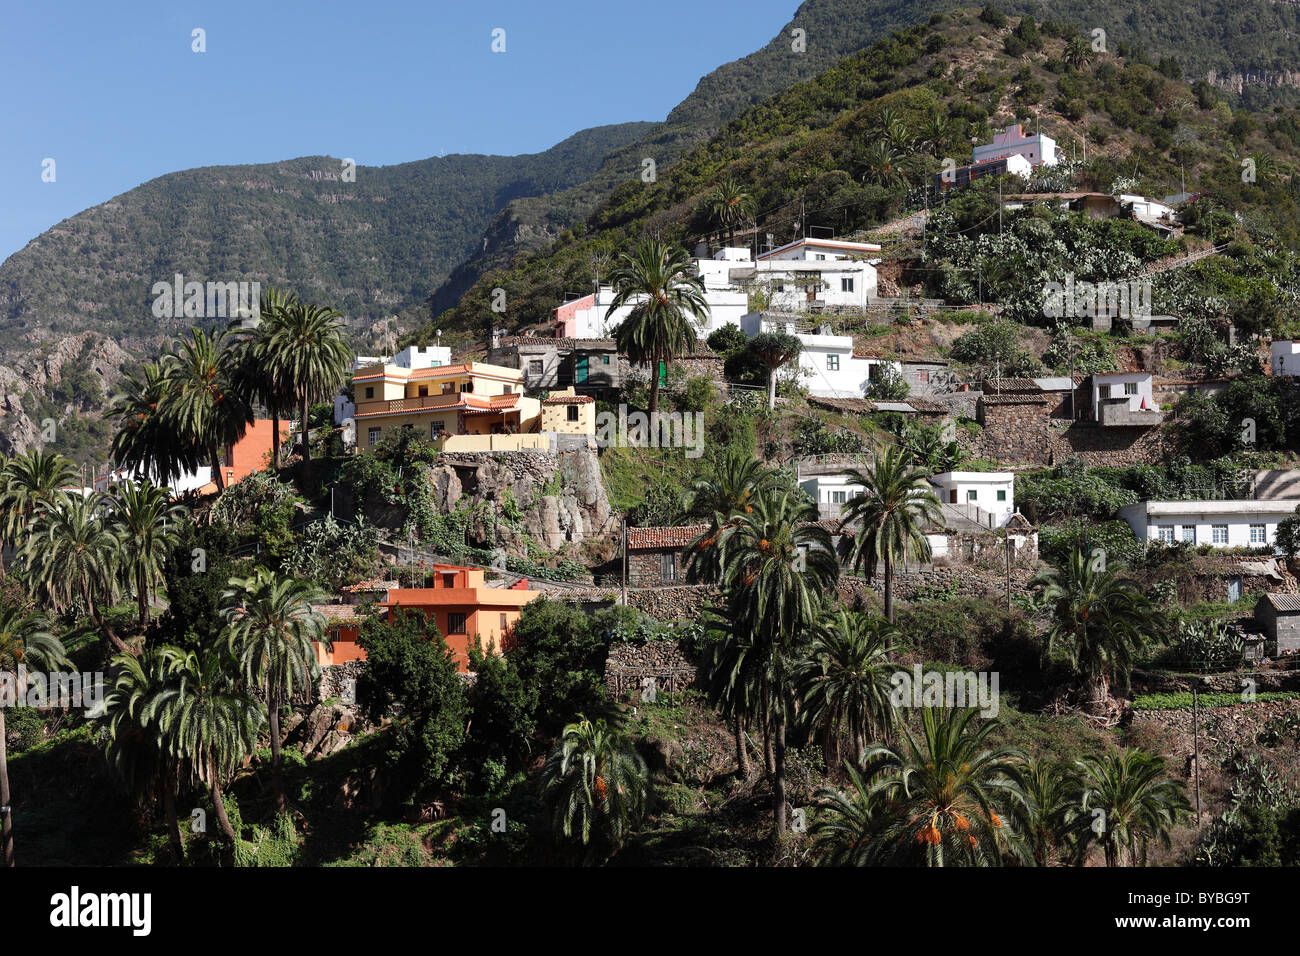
left=626, top=525, right=709, bottom=550
left=542, top=394, right=596, bottom=405
left=343, top=579, right=396, bottom=593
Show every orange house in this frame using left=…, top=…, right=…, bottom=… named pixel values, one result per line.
left=219, top=419, right=292, bottom=487
left=313, top=565, right=539, bottom=673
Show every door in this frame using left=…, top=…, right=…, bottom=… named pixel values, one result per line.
left=575, top=355, right=589, bottom=384
left=1227, top=578, right=1243, bottom=603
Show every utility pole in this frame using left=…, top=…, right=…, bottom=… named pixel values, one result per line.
left=1004, top=525, right=1012, bottom=611
left=1192, top=683, right=1203, bottom=820
left=998, top=181, right=1003, bottom=235
left=620, top=517, right=628, bottom=606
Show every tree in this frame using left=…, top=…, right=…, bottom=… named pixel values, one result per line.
left=825, top=708, right=1027, bottom=866
left=1011, top=757, right=1072, bottom=866
left=24, top=491, right=132, bottom=654
left=683, top=448, right=781, bottom=585
left=507, top=599, right=612, bottom=734
left=1030, top=549, right=1156, bottom=717
left=150, top=645, right=263, bottom=850
left=607, top=240, right=710, bottom=414
left=1064, top=36, right=1097, bottom=69
left=0, top=605, right=68, bottom=866
left=539, top=715, right=648, bottom=860
left=859, top=141, right=907, bottom=188
left=706, top=177, right=755, bottom=249
left=107, top=480, right=187, bottom=627
left=107, top=362, right=195, bottom=488
left=222, top=569, right=325, bottom=815
left=228, top=287, right=299, bottom=469
left=714, top=487, right=838, bottom=835
left=744, top=332, right=803, bottom=410
left=795, top=608, right=898, bottom=769
left=1066, top=749, right=1191, bottom=866
left=164, top=328, right=253, bottom=492
left=356, top=606, right=467, bottom=800
left=0, top=451, right=79, bottom=580
left=265, top=299, right=352, bottom=464
left=842, top=448, right=943, bottom=624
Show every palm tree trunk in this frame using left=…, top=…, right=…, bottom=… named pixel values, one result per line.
left=884, top=551, right=895, bottom=626
left=208, top=757, right=237, bottom=849
left=763, top=716, right=775, bottom=777
left=734, top=715, right=749, bottom=778
left=211, top=444, right=226, bottom=492
left=773, top=713, right=788, bottom=836
left=767, top=368, right=777, bottom=410
left=648, top=365, right=661, bottom=415
left=137, top=568, right=149, bottom=630
left=87, top=586, right=133, bottom=655
left=271, top=411, right=280, bottom=470
left=300, top=394, right=311, bottom=463
left=267, top=680, right=286, bottom=815
left=0, top=706, right=13, bottom=866
left=161, top=777, right=183, bottom=861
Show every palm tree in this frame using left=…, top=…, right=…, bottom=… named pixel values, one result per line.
left=1011, top=757, right=1072, bottom=866
left=164, top=328, right=253, bottom=492
left=228, top=288, right=299, bottom=470
left=1030, top=549, right=1156, bottom=717
left=851, top=708, right=1027, bottom=866
left=24, top=492, right=132, bottom=654
left=0, top=605, right=68, bottom=866
left=108, top=362, right=196, bottom=489
left=1064, top=36, right=1097, bottom=69
left=607, top=239, right=710, bottom=414
left=919, top=111, right=953, bottom=157
left=0, top=450, right=79, bottom=574
left=707, top=176, right=755, bottom=249
left=151, top=645, right=264, bottom=850
left=795, top=608, right=899, bottom=769
left=222, top=569, right=325, bottom=815
left=265, top=299, right=352, bottom=464
left=860, top=141, right=907, bottom=188
left=1066, top=749, right=1191, bottom=866
left=841, top=447, right=943, bottom=624
left=715, top=487, right=838, bottom=835
left=683, top=448, right=780, bottom=585
left=899, top=423, right=965, bottom=475
left=107, top=480, right=186, bottom=627
left=539, top=715, right=648, bottom=859
left=809, top=762, right=887, bottom=865
left=699, top=604, right=767, bottom=778
left=97, top=648, right=186, bottom=859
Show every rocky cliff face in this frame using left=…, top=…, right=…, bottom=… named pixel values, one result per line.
left=426, top=449, right=616, bottom=555
left=0, top=331, right=132, bottom=456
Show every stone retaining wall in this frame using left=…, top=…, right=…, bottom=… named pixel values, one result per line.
left=604, top=640, right=700, bottom=699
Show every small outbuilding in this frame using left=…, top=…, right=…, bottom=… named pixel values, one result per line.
left=1254, top=593, right=1300, bottom=654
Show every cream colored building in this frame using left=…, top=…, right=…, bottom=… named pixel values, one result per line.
left=352, top=361, right=540, bottom=453
left=540, top=389, right=597, bottom=435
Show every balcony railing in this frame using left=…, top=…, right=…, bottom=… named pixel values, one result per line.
left=360, top=392, right=466, bottom=414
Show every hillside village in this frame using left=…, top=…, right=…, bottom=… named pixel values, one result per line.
left=6, top=6, right=1300, bottom=874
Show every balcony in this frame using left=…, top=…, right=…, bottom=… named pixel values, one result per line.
left=1097, top=397, right=1163, bottom=427
left=360, top=392, right=466, bottom=415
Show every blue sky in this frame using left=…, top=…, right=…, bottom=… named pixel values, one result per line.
left=0, top=0, right=801, bottom=262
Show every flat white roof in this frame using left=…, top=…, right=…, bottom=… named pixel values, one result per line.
left=758, top=237, right=881, bottom=260
left=933, top=471, right=1014, bottom=482
left=1123, top=499, right=1300, bottom=516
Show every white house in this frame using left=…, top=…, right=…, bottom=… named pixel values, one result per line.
left=1118, top=194, right=1176, bottom=221
left=1118, top=500, right=1300, bottom=550
left=972, top=123, right=1061, bottom=167
left=1091, top=371, right=1160, bottom=426
left=799, top=472, right=864, bottom=517
left=554, top=285, right=748, bottom=339
left=1272, top=341, right=1300, bottom=377
left=334, top=345, right=452, bottom=425
left=930, top=472, right=1016, bottom=528
left=695, top=238, right=881, bottom=312
left=741, top=311, right=898, bottom=399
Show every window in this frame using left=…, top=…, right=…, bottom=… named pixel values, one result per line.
left=442, top=383, right=455, bottom=394
left=917, top=370, right=930, bottom=384
left=815, top=254, right=826, bottom=260
left=367, top=427, right=381, bottom=445
left=430, top=421, right=443, bottom=440
left=967, top=490, right=978, bottom=502
left=504, top=385, right=513, bottom=394
left=460, top=382, right=473, bottom=393
left=659, top=552, right=677, bottom=583
left=442, top=573, right=456, bottom=589
left=1123, top=382, right=1138, bottom=396
left=601, top=355, right=610, bottom=364
left=499, top=613, right=508, bottom=631
left=1181, top=525, right=1196, bottom=544
left=418, top=385, right=428, bottom=397
left=841, top=277, right=855, bottom=293
left=567, top=405, right=579, bottom=422
left=1212, top=525, right=1229, bottom=545
left=528, top=360, right=544, bottom=376
left=831, top=490, right=848, bottom=504
left=447, top=613, right=467, bottom=635
left=1099, top=384, right=1111, bottom=399
left=364, top=386, right=374, bottom=399
left=1156, top=525, right=1175, bottom=543
left=826, top=354, right=840, bottom=371
left=996, top=490, right=1007, bottom=502
left=1250, top=523, right=1267, bottom=544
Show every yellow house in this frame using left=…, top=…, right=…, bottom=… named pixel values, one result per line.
left=540, top=389, right=597, bottom=435
left=352, top=361, right=541, bottom=453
